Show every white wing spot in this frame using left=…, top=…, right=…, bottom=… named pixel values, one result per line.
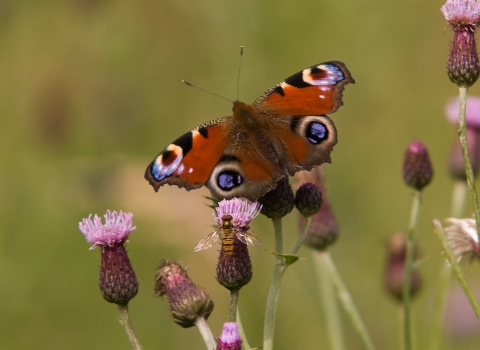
left=189, top=168, right=193, bottom=173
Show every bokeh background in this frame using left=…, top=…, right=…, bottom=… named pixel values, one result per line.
left=2, top=0, right=480, bottom=349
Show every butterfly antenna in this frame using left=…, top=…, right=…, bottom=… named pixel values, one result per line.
left=236, top=46, right=244, bottom=101
left=182, top=80, right=233, bottom=104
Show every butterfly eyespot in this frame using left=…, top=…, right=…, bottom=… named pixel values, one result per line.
left=151, top=146, right=184, bottom=181
left=306, top=121, right=328, bottom=145
left=217, top=171, right=243, bottom=191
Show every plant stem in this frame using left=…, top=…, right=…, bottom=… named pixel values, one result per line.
left=458, top=87, right=480, bottom=235
left=195, top=316, right=216, bottom=350
left=290, top=217, right=312, bottom=255
left=316, top=251, right=375, bottom=350
left=429, top=181, right=468, bottom=350
left=313, top=250, right=344, bottom=350
left=433, top=219, right=480, bottom=319
left=117, top=304, right=143, bottom=350
left=229, top=290, right=239, bottom=322
left=236, top=306, right=251, bottom=350
left=403, top=190, right=422, bottom=350
left=263, top=218, right=285, bottom=350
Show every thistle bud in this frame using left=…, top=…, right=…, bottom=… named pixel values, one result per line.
left=155, top=260, right=214, bottom=328
left=216, top=230, right=253, bottom=291
left=216, top=322, right=243, bottom=350
left=78, top=210, right=138, bottom=305
left=303, top=196, right=339, bottom=251
left=442, top=0, right=480, bottom=87
left=402, top=141, right=434, bottom=191
left=212, top=199, right=262, bottom=291
left=384, top=233, right=422, bottom=302
left=258, top=177, right=294, bottom=219
left=295, top=182, right=323, bottom=218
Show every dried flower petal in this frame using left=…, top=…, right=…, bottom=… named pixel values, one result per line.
left=444, top=218, right=480, bottom=261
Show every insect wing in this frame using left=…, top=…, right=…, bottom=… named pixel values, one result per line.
left=234, top=228, right=261, bottom=247
left=193, top=230, right=221, bottom=252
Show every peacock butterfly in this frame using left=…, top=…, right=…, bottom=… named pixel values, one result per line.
left=145, top=61, right=354, bottom=201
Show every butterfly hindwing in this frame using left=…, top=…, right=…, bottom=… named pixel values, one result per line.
left=145, top=120, right=230, bottom=191
left=253, top=61, right=354, bottom=116
left=205, top=134, right=285, bottom=200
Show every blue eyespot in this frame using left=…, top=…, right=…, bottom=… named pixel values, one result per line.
left=217, top=171, right=243, bottom=191
left=306, top=122, right=328, bottom=144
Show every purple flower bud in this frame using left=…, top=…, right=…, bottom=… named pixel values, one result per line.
left=303, top=197, right=339, bottom=251
left=384, top=233, right=422, bottom=302
left=295, top=182, right=323, bottom=218
left=258, top=177, right=294, bottom=219
left=402, top=141, right=434, bottom=191
left=154, top=260, right=214, bottom=328
left=216, top=228, right=253, bottom=291
left=216, top=322, right=242, bottom=350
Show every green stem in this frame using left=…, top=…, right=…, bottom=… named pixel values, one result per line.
left=433, top=219, right=480, bottom=319
left=263, top=218, right=285, bottom=350
left=117, top=304, right=143, bottom=350
left=458, top=87, right=480, bottom=236
left=317, top=251, right=375, bottom=350
left=403, top=190, right=422, bottom=350
left=229, top=290, right=239, bottom=322
left=429, top=181, right=468, bottom=350
left=313, top=251, right=345, bottom=350
left=236, top=306, right=251, bottom=350
left=290, top=217, right=312, bottom=255
left=195, top=316, right=216, bottom=350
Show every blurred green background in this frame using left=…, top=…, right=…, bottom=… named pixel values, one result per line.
left=2, top=0, right=480, bottom=349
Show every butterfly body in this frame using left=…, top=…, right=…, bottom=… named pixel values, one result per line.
left=193, top=214, right=261, bottom=255
left=145, top=61, right=354, bottom=200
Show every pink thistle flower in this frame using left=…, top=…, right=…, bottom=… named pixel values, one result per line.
left=214, top=198, right=262, bottom=228
left=442, top=0, right=480, bottom=27
left=216, top=322, right=242, bottom=350
left=441, top=0, right=480, bottom=87
left=79, top=210, right=136, bottom=249
left=445, top=95, right=480, bottom=127
left=78, top=210, right=138, bottom=305
left=444, top=218, right=480, bottom=261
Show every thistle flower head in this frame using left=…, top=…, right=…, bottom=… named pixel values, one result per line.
left=216, top=322, right=242, bottom=350
left=442, top=0, right=480, bottom=87
left=442, top=0, right=480, bottom=29
left=303, top=197, right=339, bottom=251
left=445, top=95, right=480, bottom=127
left=215, top=198, right=262, bottom=227
left=155, top=260, right=214, bottom=328
left=79, top=210, right=136, bottom=249
left=444, top=218, right=480, bottom=261
left=445, top=96, right=480, bottom=179
left=258, top=177, right=295, bottom=219
left=384, top=233, right=422, bottom=302
left=402, top=141, right=434, bottom=191
left=295, top=182, right=323, bottom=218
left=78, top=210, right=138, bottom=305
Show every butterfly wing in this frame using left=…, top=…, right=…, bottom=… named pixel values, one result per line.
left=251, top=61, right=353, bottom=174
left=145, top=118, right=230, bottom=192
left=253, top=61, right=354, bottom=115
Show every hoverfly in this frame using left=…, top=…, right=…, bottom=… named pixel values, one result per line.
left=194, top=214, right=261, bottom=255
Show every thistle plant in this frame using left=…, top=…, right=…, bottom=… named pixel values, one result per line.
left=78, top=210, right=142, bottom=350
left=442, top=0, right=480, bottom=240
left=401, top=140, right=433, bottom=350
